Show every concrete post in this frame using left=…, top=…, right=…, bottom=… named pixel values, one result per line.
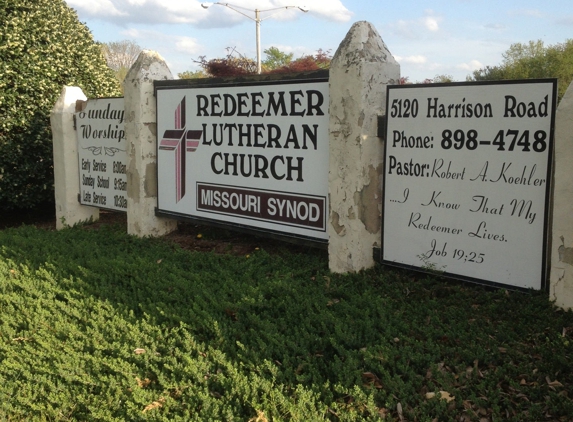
left=328, top=21, right=400, bottom=273
left=124, top=50, right=177, bottom=237
left=550, top=81, right=573, bottom=310
left=51, top=86, right=99, bottom=229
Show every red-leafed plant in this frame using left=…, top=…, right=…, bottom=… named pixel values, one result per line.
left=185, top=47, right=332, bottom=78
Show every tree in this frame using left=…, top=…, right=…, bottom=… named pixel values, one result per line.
left=431, top=74, right=455, bottom=83
left=261, top=46, right=293, bottom=71
left=178, top=69, right=208, bottom=79
left=400, top=75, right=455, bottom=85
left=470, top=39, right=573, bottom=101
left=0, top=0, right=120, bottom=210
left=100, top=40, right=142, bottom=71
left=100, top=40, right=142, bottom=90
left=466, top=66, right=506, bottom=82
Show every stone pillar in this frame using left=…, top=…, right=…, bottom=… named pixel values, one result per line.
left=328, top=21, right=400, bottom=273
left=550, top=81, right=573, bottom=310
left=124, top=50, right=177, bottom=237
left=51, top=86, right=99, bottom=229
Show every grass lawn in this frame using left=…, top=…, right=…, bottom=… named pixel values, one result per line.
left=0, top=221, right=572, bottom=421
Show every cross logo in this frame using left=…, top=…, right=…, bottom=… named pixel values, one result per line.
left=159, top=97, right=202, bottom=203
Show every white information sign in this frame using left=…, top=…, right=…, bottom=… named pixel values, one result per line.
left=76, top=98, right=127, bottom=212
left=156, top=78, right=329, bottom=242
left=383, top=80, right=556, bottom=290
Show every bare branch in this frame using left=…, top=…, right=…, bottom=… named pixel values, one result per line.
left=100, top=40, right=142, bottom=71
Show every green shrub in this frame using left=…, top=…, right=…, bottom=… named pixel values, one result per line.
left=0, top=0, right=120, bottom=210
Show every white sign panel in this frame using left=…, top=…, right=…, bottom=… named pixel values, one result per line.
left=383, top=80, right=556, bottom=290
left=76, top=98, right=127, bottom=212
left=156, top=78, right=329, bottom=242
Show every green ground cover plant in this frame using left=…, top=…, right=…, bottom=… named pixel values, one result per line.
left=0, top=222, right=572, bottom=421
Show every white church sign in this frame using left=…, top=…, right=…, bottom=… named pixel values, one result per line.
left=155, top=77, right=329, bottom=243
left=76, top=98, right=127, bottom=212
left=382, top=79, right=557, bottom=290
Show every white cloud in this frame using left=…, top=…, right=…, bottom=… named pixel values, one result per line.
left=66, top=0, right=208, bottom=24
left=67, top=0, right=126, bottom=17
left=424, top=16, right=439, bottom=32
left=120, top=28, right=146, bottom=39
left=65, top=0, right=351, bottom=26
left=387, top=10, right=443, bottom=40
left=175, top=37, right=202, bottom=55
left=118, top=28, right=202, bottom=56
left=423, top=9, right=441, bottom=32
left=304, top=0, right=353, bottom=22
left=205, top=0, right=352, bottom=23
left=395, top=55, right=428, bottom=65
left=457, top=59, right=483, bottom=71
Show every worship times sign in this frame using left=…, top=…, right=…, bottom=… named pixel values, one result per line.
left=382, top=80, right=557, bottom=290
left=76, top=98, right=127, bottom=212
left=155, top=77, right=329, bottom=243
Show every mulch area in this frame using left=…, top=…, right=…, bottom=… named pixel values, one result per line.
left=0, top=203, right=57, bottom=231
left=0, top=204, right=318, bottom=257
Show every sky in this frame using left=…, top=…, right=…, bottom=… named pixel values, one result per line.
left=64, top=0, right=573, bottom=83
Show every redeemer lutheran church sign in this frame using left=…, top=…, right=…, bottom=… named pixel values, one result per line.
left=155, top=76, right=330, bottom=243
